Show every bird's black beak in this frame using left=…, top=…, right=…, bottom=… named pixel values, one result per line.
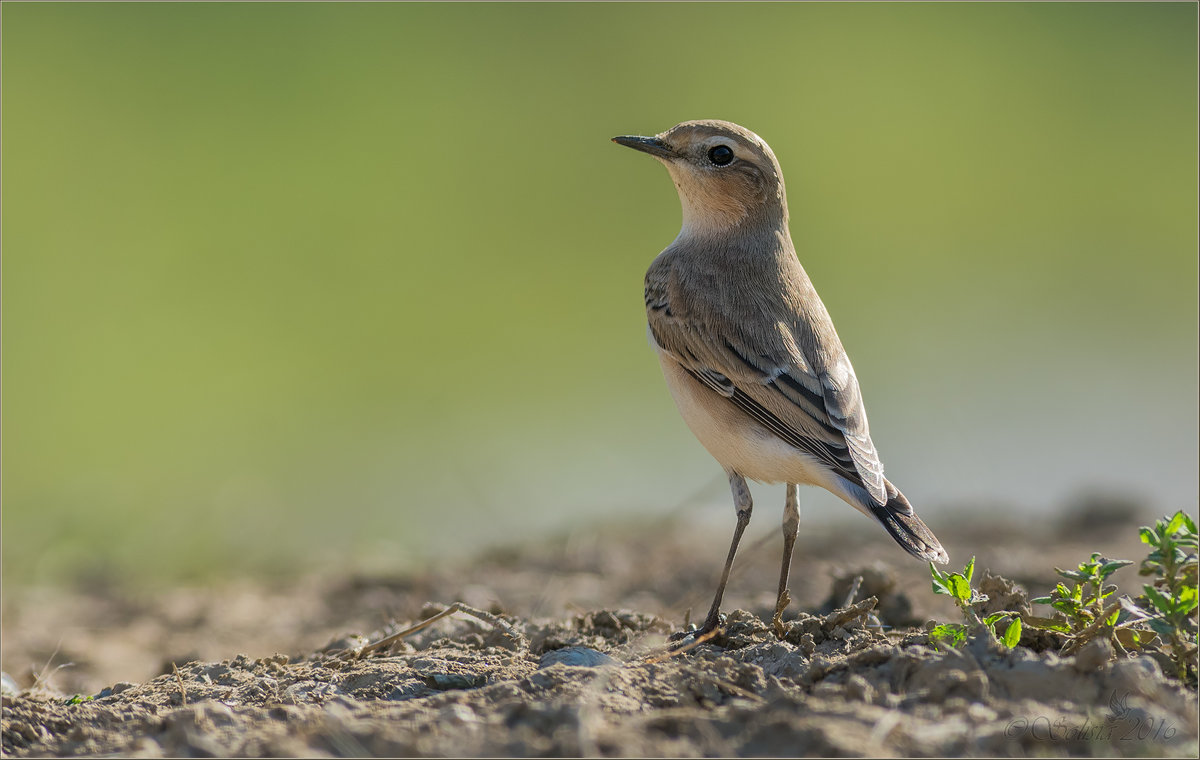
left=612, top=135, right=675, bottom=159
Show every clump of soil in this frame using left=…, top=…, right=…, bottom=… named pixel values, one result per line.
left=3, top=512, right=1197, bottom=756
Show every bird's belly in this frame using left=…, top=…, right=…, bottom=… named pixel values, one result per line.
left=656, top=351, right=830, bottom=487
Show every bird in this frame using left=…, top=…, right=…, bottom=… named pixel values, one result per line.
left=612, top=120, right=948, bottom=639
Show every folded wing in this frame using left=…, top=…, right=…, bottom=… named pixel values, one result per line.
left=646, top=269, right=888, bottom=506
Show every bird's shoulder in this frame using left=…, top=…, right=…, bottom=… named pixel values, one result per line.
left=644, top=237, right=833, bottom=362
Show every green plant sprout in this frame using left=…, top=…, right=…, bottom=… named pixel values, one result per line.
left=923, top=512, right=1197, bottom=683
left=1025, top=550, right=1153, bottom=660
left=1023, top=511, right=1197, bottom=682
left=929, top=556, right=1021, bottom=649
left=1026, top=553, right=1131, bottom=642
left=1135, top=510, right=1198, bottom=682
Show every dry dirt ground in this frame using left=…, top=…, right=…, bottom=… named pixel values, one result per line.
left=3, top=505, right=1197, bottom=757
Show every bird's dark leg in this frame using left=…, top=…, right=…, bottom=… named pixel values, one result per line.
left=772, top=483, right=800, bottom=639
left=699, top=472, right=753, bottom=635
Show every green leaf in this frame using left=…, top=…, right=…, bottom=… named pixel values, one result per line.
left=1167, top=511, right=1187, bottom=537
left=929, top=623, right=967, bottom=647
left=1003, top=618, right=1022, bottom=648
left=948, top=574, right=972, bottom=604
left=1171, top=509, right=1200, bottom=545
left=1058, top=569, right=1089, bottom=582
left=1172, top=545, right=1190, bottom=565
left=1148, top=618, right=1174, bottom=637
left=1139, top=527, right=1160, bottom=547
left=1052, top=599, right=1081, bottom=615
left=1031, top=595, right=1053, bottom=605
left=929, top=563, right=951, bottom=595
left=1178, top=510, right=1198, bottom=531
left=1175, top=586, right=1198, bottom=615
left=1143, top=585, right=1174, bottom=615
left=964, top=556, right=976, bottom=584
left=1098, top=560, right=1133, bottom=580
left=983, top=612, right=1007, bottom=627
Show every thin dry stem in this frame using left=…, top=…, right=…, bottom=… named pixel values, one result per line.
left=347, top=602, right=523, bottom=659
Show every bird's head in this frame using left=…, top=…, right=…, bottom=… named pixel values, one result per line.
left=613, top=120, right=788, bottom=237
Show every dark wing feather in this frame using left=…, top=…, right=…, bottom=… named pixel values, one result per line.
left=646, top=265, right=888, bottom=505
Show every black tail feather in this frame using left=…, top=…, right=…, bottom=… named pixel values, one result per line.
left=870, top=480, right=948, bottom=564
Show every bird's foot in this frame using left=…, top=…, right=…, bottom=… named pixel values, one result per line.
left=669, top=612, right=725, bottom=649
left=668, top=627, right=696, bottom=643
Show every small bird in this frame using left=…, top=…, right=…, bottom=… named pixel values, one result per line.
left=613, top=120, right=948, bottom=639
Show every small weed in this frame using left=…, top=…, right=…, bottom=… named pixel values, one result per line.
left=1026, top=553, right=1130, bottom=637
left=929, top=557, right=1021, bottom=649
left=1134, top=510, right=1198, bottom=682
left=1023, top=510, right=1197, bottom=682
left=64, top=694, right=92, bottom=705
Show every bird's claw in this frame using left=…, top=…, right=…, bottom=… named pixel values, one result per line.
left=772, top=589, right=792, bottom=639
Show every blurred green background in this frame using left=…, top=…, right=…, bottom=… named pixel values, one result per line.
left=3, top=2, right=1196, bottom=586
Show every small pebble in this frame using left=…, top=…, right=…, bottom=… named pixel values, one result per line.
left=538, top=647, right=619, bottom=669
left=439, top=703, right=477, bottom=724
left=425, top=673, right=487, bottom=690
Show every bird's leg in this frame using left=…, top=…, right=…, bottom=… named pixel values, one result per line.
left=772, top=483, right=801, bottom=639
left=699, top=472, right=753, bottom=635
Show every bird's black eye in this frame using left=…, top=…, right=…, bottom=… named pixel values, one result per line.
left=708, top=145, right=734, bottom=166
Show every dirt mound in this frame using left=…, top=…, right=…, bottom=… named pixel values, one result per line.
left=5, top=602, right=1198, bottom=756
left=3, top=514, right=1196, bottom=756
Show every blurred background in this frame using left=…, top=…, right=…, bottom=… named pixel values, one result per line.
left=3, top=2, right=1196, bottom=588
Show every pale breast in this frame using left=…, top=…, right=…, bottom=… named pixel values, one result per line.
left=655, top=347, right=833, bottom=489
